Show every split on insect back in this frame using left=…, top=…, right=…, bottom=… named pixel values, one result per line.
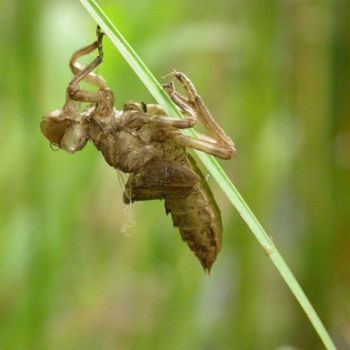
left=40, top=26, right=236, bottom=272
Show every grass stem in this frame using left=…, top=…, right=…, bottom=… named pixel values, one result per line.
left=79, top=1, right=336, bottom=349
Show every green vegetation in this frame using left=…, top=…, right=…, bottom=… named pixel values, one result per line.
left=1, top=1, right=349, bottom=349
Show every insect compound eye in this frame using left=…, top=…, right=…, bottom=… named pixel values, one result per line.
left=59, top=122, right=89, bottom=154
left=40, top=109, right=72, bottom=146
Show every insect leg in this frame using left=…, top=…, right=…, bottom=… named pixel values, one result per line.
left=150, top=116, right=196, bottom=129
left=68, top=56, right=106, bottom=104
left=163, top=81, right=196, bottom=117
left=164, top=70, right=197, bottom=103
left=166, top=71, right=236, bottom=159
left=148, top=81, right=197, bottom=129
left=173, top=132, right=235, bottom=160
left=69, top=29, right=107, bottom=89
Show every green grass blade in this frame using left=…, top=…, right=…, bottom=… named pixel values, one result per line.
left=79, top=1, right=336, bottom=349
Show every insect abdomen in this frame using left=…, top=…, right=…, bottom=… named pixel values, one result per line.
left=165, top=156, right=222, bottom=272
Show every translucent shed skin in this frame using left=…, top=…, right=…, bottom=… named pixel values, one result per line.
left=41, top=32, right=236, bottom=272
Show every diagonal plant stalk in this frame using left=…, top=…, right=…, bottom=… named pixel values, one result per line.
left=79, top=1, right=336, bottom=349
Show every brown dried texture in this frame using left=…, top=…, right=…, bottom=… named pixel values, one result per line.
left=40, top=115, right=72, bottom=146
left=123, top=159, right=200, bottom=203
left=40, top=37, right=235, bottom=271
left=89, top=106, right=225, bottom=271
left=165, top=155, right=222, bottom=272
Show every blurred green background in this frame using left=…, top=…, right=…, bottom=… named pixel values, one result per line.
left=1, top=0, right=349, bottom=349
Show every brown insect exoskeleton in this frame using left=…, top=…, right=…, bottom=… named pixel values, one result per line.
left=41, top=30, right=236, bottom=272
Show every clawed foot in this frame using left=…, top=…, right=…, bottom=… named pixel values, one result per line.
left=162, top=70, right=198, bottom=104
left=162, top=70, right=202, bottom=117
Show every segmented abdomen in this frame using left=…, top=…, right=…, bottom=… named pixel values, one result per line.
left=164, top=156, right=222, bottom=272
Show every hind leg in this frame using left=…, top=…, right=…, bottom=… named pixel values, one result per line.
left=163, top=71, right=236, bottom=160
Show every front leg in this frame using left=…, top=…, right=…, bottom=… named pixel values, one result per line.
left=69, top=26, right=107, bottom=89
left=68, top=56, right=105, bottom=104
left=69, top=42, right=107, bottom=90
